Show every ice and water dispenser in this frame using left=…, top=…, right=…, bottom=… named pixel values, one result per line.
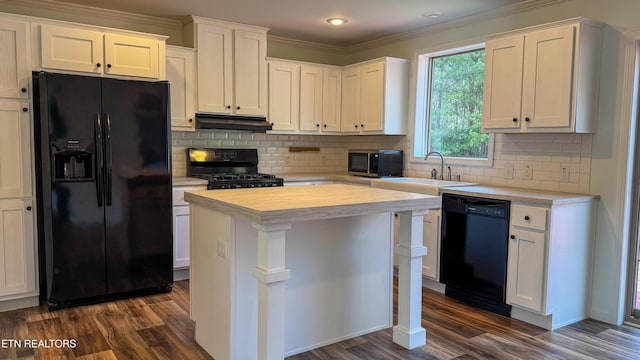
left=51, top=138, right=93, bottom=181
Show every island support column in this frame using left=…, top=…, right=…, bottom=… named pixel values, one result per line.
left=252, top=223, right=292, bottom=360
left=393, top=210, right=428, bottom=349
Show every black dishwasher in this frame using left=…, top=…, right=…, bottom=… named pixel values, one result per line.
left=440, top=193, right=512, bottom=316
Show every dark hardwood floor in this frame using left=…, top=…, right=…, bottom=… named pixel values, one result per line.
left=1, top=280, right=639, bottom=359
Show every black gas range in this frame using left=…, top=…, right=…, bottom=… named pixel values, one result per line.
left=186, top=148, right=284, bottom=190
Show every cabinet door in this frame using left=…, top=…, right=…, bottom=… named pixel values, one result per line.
left=299, top=65, right=323, bottom=132
left=521, top=25, right=575, bottom=130
left=104, top=34, right=160, bottom=79
left=482, top=35, right=525, bottom=131
left=196, top=23, right=233, bottom=114
left=360, top=62, right=385, bottom=132
left=173, top=206, right=191, bottom=269
left=0, top=198, right=36, bottom=297
left=40, top=24, right=103, bottom=74
left=167, top=46, right=196, bottom=131
left=0, top=100, right=32, bottom=198
left=322, top=68, right=342, bottom=133
left=341, top=67, right=360, bottom=133
left=0, top=19, right=30, bottom=99
left=422, top=210, right=441, bottom=280
left=234, top=29, right=267, bottom=116
left=268, top=61, right=299, bottom=131
left=506, top=228, right=546, bottom=312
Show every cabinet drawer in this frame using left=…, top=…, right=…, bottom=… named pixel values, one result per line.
left=511, top=204, right=548, bottom=231
left=173, top=186, right=206, bottom=206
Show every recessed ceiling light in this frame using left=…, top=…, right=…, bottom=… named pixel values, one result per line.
left=326, top=17, right=348, bottom=26
left=422, top=11, right=442, bottom=19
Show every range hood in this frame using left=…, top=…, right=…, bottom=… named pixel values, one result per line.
left=195, top=113, right=272, bottom=132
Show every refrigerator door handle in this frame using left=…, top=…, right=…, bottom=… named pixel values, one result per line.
left=95, top=112, right=104, bottom=207
left=105, top=112, right=113, bottom=206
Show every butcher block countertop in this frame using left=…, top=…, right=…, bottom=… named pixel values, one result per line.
left=441, top=185, right=598, bottom=205
left=184, top=183, right=441, bottom=225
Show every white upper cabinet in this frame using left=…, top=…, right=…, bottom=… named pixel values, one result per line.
left=185, top=17, right=268, bottom=117
left=268, top=60, right=299, bottom=131
left=341, top=57, right=409, bottom=135
left=0, top=100, right=32, bottom=199
left=39, top=23, right=166, bottom=79
left=482, top=18, right=603, bottom=133
left=268, top=59, right=342, bottom=134
left=166, top=46, right=196, bottom=131
left=0, top=19, right=31, bottom=100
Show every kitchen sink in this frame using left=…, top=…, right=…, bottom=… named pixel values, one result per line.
left=370, top=177, right=476, bottom=196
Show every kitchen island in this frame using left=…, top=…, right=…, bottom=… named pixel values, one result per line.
left=184, top=184, right=441, bottom=360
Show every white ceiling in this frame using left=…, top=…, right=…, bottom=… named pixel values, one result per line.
left=34, top=0, right=547, bottom=46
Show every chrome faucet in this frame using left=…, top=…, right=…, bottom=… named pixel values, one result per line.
left=424, top=151, right=444, bottom=180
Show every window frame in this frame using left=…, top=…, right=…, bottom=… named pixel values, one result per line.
left=412, top=42, right=494, bottom=168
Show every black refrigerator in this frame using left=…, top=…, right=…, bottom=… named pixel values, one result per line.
left=33, top=72, right=173, bottom=309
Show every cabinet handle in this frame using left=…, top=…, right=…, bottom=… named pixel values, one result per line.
left=22, top=107, right=28, bottom=112
left=96, top=63, right=102, bottom=68
left=510, top=234, right=515, bottom=240
left=525, top=117, right=531, bottom=122
left=21, top=88, right=27, bottom=93
left=512, top=117, right=518, bottom=123
left=524, top=215, right=530, bottom=221
left=26, top=206, right=32, bottom=211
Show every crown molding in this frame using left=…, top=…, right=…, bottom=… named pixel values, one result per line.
left=343, top=0, right=570, bottom=53
left=0, top=0, right=182, bottom=28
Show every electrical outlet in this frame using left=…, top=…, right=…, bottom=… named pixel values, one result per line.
left=217, top=241, right=228, bottom=259
left=560, top=165, right=570, bottom=183
left=504, top=162, right=514, bottom=179
left=523, top=162, right=533, bottom=180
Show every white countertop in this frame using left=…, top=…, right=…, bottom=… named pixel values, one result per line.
left=172, top=176, right=208, bottom=187
left=184, top=183, right=441, bottom=224
left=441, top=185, right=598, bottom=205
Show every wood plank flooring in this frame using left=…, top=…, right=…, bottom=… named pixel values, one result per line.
left=1, top=280, right=639, bottom=359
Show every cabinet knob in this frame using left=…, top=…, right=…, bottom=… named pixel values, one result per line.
left=22, top=107, right=28, bottom=112
left=354, top=124, right=358, bottom=128
left=107, top=64, right=112, bottom=68
left=227, top=105, right=231, bottom=109
left=188, top=118, right=193, bottom=123
left=323, top=124, right=327, bottom=128
left=96, top=63, right=101, bottom=68
left=270, top=122, right=274, bottom=126
left=360, top=124, right=364, bottom=128
left=524, top=215, right=530, bottom=221
left=21, top=88, right=27, bottom=93
left=525, top=117, right=531, bottom=122
left=510, top=234, right=515, bottom=240
left=236, top=106, right=240, bottom=110
left=512, top=117, right=518, bottom=123
left=26, top=206, right=32, bottom=211
left=316, top=124, right=320, bottom=127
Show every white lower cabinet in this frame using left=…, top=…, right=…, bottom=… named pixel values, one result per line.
left=422, top=210, right=441, bottom=280
left=0, top=198, right=36, bottom=299
left=172, top=185, right=207, bottom=270
left=506, top=202, right=595, bottom=330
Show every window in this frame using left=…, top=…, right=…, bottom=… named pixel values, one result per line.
left=414, top=43, right=493, bottom=165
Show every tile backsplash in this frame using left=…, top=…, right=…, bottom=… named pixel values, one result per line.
left=172, top=130, right=591, bottom=193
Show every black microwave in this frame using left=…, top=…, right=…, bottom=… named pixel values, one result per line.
left=348, top=150, right=403, bottom=177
